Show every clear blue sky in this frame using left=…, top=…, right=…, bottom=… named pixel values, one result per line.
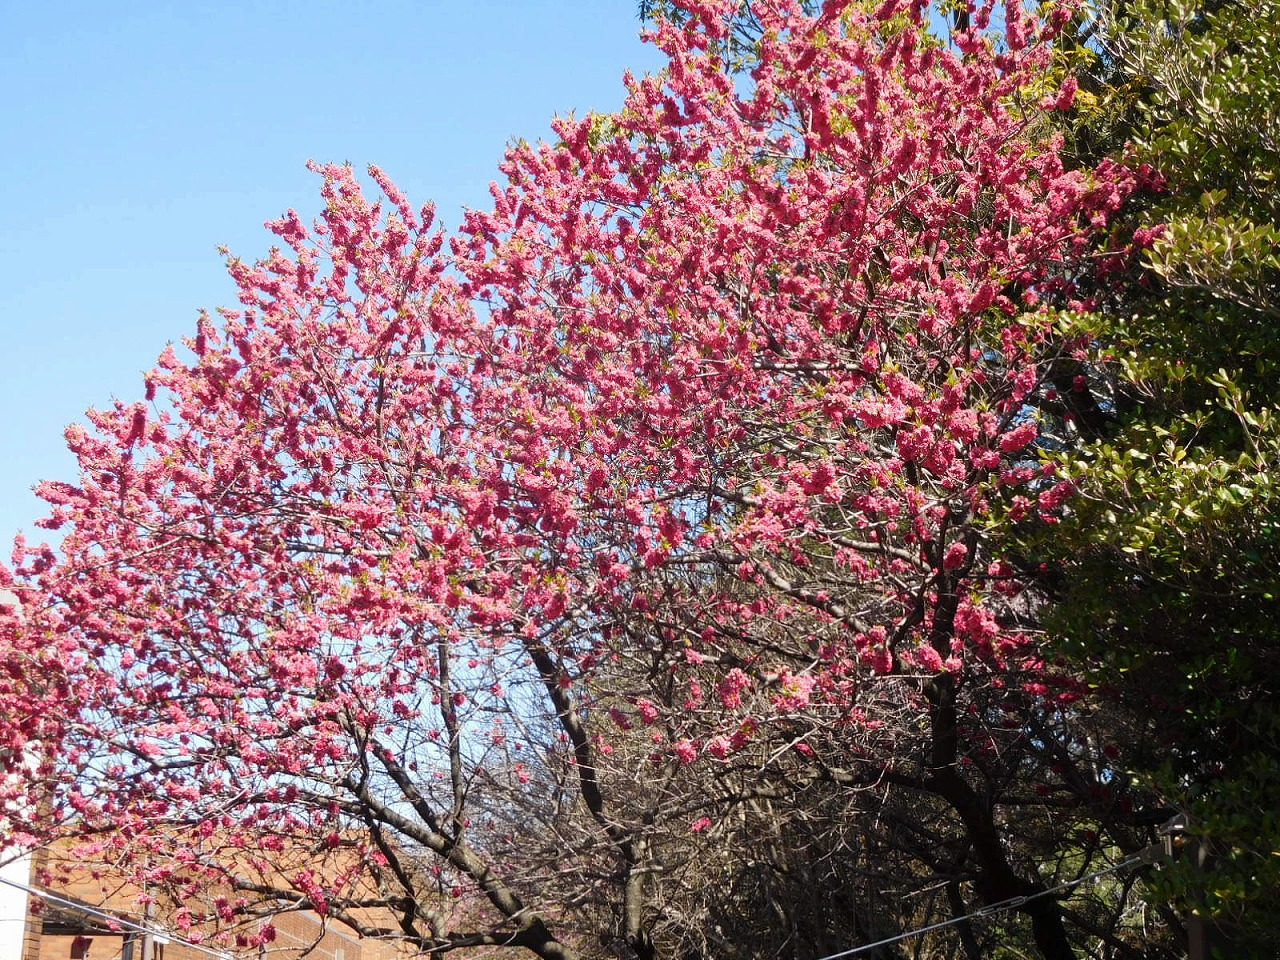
left=0, top=2, right=663, bottom=547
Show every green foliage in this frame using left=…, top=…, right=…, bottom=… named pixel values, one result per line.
left=1028, top=0, right=1280, bottom=948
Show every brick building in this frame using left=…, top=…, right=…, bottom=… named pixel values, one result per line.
left=15, top=844, right=411, bottom=960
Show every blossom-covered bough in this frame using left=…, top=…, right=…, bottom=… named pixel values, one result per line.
left=1, top=2, right=1165, bottom=958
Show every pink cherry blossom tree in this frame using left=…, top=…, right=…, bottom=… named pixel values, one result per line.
left=4, top=2, right=1163, bottom=958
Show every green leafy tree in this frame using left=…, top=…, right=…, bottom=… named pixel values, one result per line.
left=1024, top=0, right=1280, bottom=950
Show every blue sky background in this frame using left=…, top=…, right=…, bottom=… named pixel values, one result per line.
left=0, top=2, right=663, bottom=547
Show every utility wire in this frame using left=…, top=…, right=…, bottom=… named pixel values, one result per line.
left=0, top=872, right=234, bottom=959
left=5, top=853, right=1148, bottom=960
left=814, top=855, right=1146, bottom=960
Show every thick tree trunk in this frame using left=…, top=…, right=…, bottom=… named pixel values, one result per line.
left=926, top=672, right=1076, bottom=960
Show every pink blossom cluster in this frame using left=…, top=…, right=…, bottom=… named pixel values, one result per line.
left=0, top=0, right=1134, bottom=938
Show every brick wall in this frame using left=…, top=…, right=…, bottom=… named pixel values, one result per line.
left=23, top=844, right=412, bottom=960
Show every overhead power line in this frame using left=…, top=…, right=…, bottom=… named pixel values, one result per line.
left=813, top=856, right=1146, bottom=960
left=4, top=853, right=1151, bottom=960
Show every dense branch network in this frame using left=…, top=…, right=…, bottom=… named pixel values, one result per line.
left=0, top=2, right=1171, bottom=958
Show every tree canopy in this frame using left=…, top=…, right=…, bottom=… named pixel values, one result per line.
left=3, top=0, right=1275, bottom=958
left=1021, top=0, right=1280, bottom=949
